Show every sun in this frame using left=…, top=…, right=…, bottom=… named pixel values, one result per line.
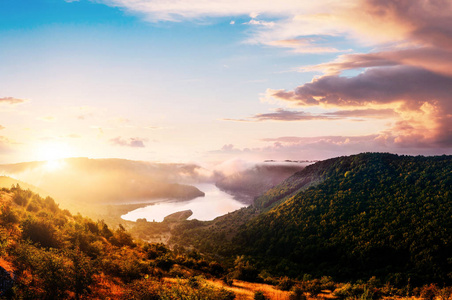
left=36, top=142, right=74, bottom=171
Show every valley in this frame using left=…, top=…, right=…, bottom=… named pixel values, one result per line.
left=0, top=153, right=451, bottom=299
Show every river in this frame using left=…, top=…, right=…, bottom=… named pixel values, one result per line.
left=121, top=183, right=247, bottom=222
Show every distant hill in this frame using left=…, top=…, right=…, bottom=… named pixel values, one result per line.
left=214, top=162, right=308, bottom=204
left=0, top=158, right=205, bottom=210
left=171, top=153, right=452, bottom=286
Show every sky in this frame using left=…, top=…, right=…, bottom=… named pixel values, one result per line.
left=1, top=0, right=451, bottom=164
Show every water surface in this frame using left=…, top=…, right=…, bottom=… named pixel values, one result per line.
left=121, top=183, right=247, bottom=222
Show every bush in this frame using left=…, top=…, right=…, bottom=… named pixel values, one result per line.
left=277, top=276, right=295, bottom=291
left=0, top=204, right=19, bottom=225
left=21, top=217, right=61, bottom=248
left=289, top=286, right=306, bottom=300
left=122, top=279, right=161, bottom=300
left=254, top=290, right=267, bottom=300
left=302, top=279, right=322, bottom=297
left=320, top=276, right=335, bottom=291
left=420, top=284, right=438, bottom=300
left=233, top=256, right=259, bottom=282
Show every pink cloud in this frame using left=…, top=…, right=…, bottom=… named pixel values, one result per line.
left=110, top=137, right=146, bottom=148
left=302, top=47, right=452, bottom=78
left=226, top=108, right=398, bottom=122
left=0, top=136, right=12, bottom=154
left=0, top=97, right=27, bottom=105
left=266, top=38, right=342, bottom=54
left=213, top=134, right=451, bottom=161
left=267, top=66, right=452, bottom=147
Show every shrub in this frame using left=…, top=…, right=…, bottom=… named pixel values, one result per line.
left=277, top=276, right=295, bottom=291
left=0, top=204, right=19, bottom=225
left=289, top=286, right=306, bottom=300
left=420, top=284, right=438, bottom=300
left=320, top=276, right=335, bottom=291
left=122, top=279, right=161, bottom=300
left=254, top=290, right=267, bottom=300
left=302, top=279, right=322, bottom=297
left=232, top=256, right=259, bottom=282
left=21, top=217, right=61, bottom=248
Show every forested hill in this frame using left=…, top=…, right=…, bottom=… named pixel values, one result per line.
left=171, top=153, right=452, bottom=286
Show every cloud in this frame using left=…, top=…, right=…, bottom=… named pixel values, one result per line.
left=301, top=47, right=452, bottom=77
left=37, top=116, right=57, bottom=122
left=362, top=0, right=452, bottom=49
left=94, top=0, right=452, bottom=50
left=110, top=136, right=146, bottom=148
left=268, top=67, right=452, bottom=108
left=213, top=134, right=451, bottom=161
left=324, top=108, right=398, bottom=119
left=97, top=0, right=342, bottom=22
left=70, top=105, right=97, bottom=120
left=244, top=19, right=275, bottom=28
left=267, top=38, right=344, bottom=54
left=266, top=66, right=452, bottom=146
left=94, top=0, right=452, bottom=151
left=0, top=136, right=13, bottom=154
left=240, top=109, right=335, bottom=121
left=225, top=107, right=397, bottom=122
left=0, top=97, right=27, bottom=105
left=0, top=125, right=4, bottom=130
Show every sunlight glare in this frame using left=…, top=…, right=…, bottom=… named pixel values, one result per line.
left=36, top=142, right=73, bottom=171
left=44, top=159, right=65, bottom=171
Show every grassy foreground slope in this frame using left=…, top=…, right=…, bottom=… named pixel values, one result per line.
left=172, top=153, right=452, bottom=286
left=0, top=185, right=235, bottom=299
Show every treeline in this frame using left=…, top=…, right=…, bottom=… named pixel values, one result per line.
left=171, top=153, right=452, bottom=288
left=0, top=185, right=234, bottom=299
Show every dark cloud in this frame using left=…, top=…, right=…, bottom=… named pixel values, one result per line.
left=109, top=137, right=146, bottom=148
left=271, top=66, right=452, bottom=107
left=0, top=97, right=27, bottom=105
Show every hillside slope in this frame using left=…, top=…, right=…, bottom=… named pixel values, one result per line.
left=172, top=153, right=452, bottom=286
left=0, top=185, right=237, bottom=299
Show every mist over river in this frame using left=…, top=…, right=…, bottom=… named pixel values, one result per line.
left=121, top=183, right=247, bottom=222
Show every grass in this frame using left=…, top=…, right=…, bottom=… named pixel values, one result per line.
left=206, top=279, right=292, bottom=300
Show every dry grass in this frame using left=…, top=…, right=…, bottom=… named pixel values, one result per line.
left=0, top=257, right=14, bottom=274
left=206, top=279, right=292, bottom=300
